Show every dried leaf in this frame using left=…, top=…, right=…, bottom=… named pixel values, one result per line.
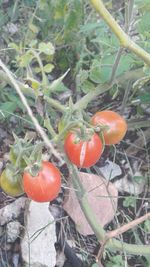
left=63, top=172, right=118, bottom=236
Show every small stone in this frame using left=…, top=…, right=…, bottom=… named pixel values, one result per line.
left=0, top=197, right=27, bottom=226
left=21, top=200, right=57, bottom=267
left=6, top=221, right=21, bottom=243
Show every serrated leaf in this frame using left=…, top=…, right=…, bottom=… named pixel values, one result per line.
left=43, top=63, right=54, bottom=73
left=81, top=80, right=95, bottom=93
left=38, top=42, right=55, bottom=55
left=18, top=53, right=33, bottom=67
left=89, top=59, right=102, bottom=83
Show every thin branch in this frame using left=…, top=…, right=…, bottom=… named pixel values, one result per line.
left=0, top=59, right=63, bottom=164
left=107, top=213, right=150, bottom=239
left=109, top=47, right=124, bottom=84
left=109, top=0, right=135, bottom=84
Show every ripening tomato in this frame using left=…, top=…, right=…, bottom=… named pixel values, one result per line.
left=23, top=161, right=61, bottom=202
left=64, top=130, right=103, bottom=168
left=91, top=110, right=127, bottom=145
left=0, top=167, right=24, bottom=197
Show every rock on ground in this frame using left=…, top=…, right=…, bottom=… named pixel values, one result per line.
left=21, top=200, right=56, bottom=267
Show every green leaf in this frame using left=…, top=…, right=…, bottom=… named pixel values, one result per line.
left=29, top=39, right=38, bottom=47
left=91, top=53, right=135, bottom=83
left=139, top=93, right=150, bottom=103
left=135, top=0, right=150, bottom=11
left=18, top=53, right=34, bottom=67
left=89, top=59, right=103, bottom=83
left=47, top=69, right=70, bottom=92
left=123, top=196, right=136, bottom=208
left=80, top=22, right=100, bottom=33
left=8, top=43, right=19, bottom=51
left=81, top=80, right=95, bottom=93
left=38, top=42, right=55, bottom=55
left=106, top=255, right=124, bottom=267
left=137, top=12, right=150, bottom=36
left=133, top=175, right=145, bottom=183
left=28, top=23, right=39, bottom=34
left=43, top=63, right=54, bottom=73
left=0, top=102, right=17, bottom=118
left=144, top=220, right=150, bottom=233
left=46, top=81, right=68, bottom=93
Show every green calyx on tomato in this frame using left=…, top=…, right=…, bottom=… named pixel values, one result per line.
left=64, top=128, right=103, bottom=168
left=23, top=161, right=61, bottom=202
left=0, top=165, right=24, bottom=197
left=9, top=147, right=27, bottom=168
left=9, top=133, right=33, bottom=168
left=91, top=110, right=127, bottom=145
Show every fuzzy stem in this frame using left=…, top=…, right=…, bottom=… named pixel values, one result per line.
left=44, top=96, right=67, bottom=113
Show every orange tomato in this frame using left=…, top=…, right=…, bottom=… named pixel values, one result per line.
left=91, top=110, right=127, bottom=145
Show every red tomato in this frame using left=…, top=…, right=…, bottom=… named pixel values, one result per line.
left=64, top=131, right=103, bottom=168
left=91, top=110, right=127, bottom=145
left=23, top=161, right=61, bottom=202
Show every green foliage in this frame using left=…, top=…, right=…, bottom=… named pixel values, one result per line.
left=143, top=220, right=150, bottom=233
left=123, top=196, right=136, bottom=208
left=106, top=255, right=125, bottom=267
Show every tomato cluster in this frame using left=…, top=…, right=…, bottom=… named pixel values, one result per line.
left=0, top=137, right=61, bottom=202
left=0, top=110, right=127, bottom=202
left=64, top=110, right=127, bottom=167
left=0, top=161, right=61, bottom=202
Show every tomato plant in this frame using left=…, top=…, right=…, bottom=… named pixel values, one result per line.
left=91, top=110, right=127, bottom=145
left=0, top=166, right=24, bottom=197
left=64, top=130, right=103, bottom=168
left=23, top=161, right=61, bottom=202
